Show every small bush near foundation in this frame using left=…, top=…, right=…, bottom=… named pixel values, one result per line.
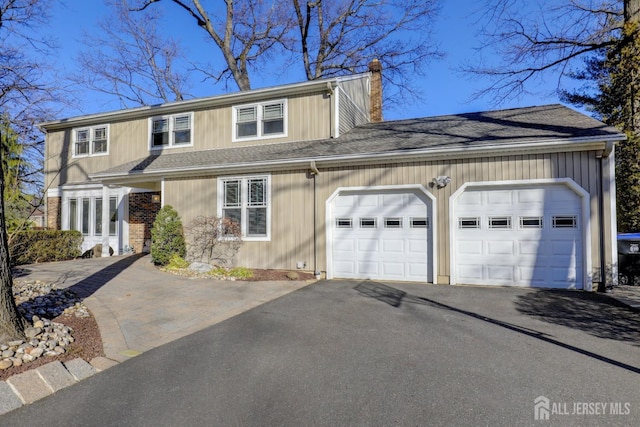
left=185, top=216, right=243, bottom=265
left=166, top=254, right=189, bottom=270
left=10, top=230, right=82, bottom=265
left=151, top=205, right=186, bottom=266
left=208, top=266, right=254, bottom=280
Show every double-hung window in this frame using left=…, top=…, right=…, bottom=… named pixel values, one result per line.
left=233, top=100, right=286, bottom=141
left=219, top=175, right=270, bottom=240
left=150, top=113, right=193, bottom=149
left=73, top=125, right=109, bottom=157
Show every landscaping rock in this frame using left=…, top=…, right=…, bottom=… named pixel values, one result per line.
left=189, top=262, right=213, bottom=273
left=1, top=280, right=91, bottom=370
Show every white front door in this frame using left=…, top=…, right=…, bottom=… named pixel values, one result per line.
left=453, top=184, right=583, bottom=289
left=330, top=190, right=432, bottom=282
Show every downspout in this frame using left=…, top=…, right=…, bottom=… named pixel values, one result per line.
left=597, top=141, right=615, bottom=292
left=309, top=161, right=321, bottom=279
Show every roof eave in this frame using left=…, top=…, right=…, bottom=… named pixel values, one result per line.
left=38, top=76, right=350, bottom=131
left=89, top=135, right=624, bottom=184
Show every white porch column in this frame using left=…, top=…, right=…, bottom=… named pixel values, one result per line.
left=101, top=185, right=110, bottom=257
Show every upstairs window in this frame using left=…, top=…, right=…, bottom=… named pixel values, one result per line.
left=150, top=113, right=193, bottom=149
left=73, top=125, right=109, bottom=157
left=233, top=100, right=287, bottom=141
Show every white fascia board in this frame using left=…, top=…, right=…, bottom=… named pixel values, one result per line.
left=89, top=136, right=620, bottom=183
left=38, top=76, right=357, bottom=132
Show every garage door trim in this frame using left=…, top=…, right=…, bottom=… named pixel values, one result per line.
left=326, top=184, right=437, bottom=283
left=449, top=178, right=592, bottom=290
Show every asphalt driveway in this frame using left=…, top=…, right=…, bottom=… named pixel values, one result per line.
left=2, top=280, right=639, bottom=426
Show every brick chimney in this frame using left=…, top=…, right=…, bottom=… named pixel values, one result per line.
left=368, top=59, right=383, bottom=122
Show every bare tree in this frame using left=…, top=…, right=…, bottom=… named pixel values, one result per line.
left=134, top=0, right=292, bottom=91
left=291, top=0, right=441, bottom=100
left=129, top=0, right=440, bottom=101
left=466, top=0, right=628, bottom=103
left=0, top=0, right=58, bottom=342
left=185, top=216, right=243, bottom=265
left=72, top=0, right=189, bottom=107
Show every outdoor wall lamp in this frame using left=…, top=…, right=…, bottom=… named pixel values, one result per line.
left=432, top=176, right=451, bottom=188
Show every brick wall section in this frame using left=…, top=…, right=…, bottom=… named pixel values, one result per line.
left=368, top=59, right=383, bottom=123
left=129, top=192, right=161, bottom=253
left=47, top=197, right=61, bottom=230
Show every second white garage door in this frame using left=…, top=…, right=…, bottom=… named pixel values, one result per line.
left=330, top=190, right=433, bottom=282
left=452, top=183, right=584, bottom=289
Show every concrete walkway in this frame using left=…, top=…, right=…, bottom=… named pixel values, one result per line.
left=2, top=254, right=312, bottom=412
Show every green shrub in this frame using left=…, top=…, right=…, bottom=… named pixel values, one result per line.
left=9, top=230, right=82, bottom=265
left=151, top=205, right=186, bottom=266
left=207, top=266, right=254, bottom=280
left=165, top=254, right=190, bottom=270
left=229, top=267, right=253, bottom=279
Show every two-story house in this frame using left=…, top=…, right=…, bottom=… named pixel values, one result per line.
left=40, top=61, right=625, bottom=290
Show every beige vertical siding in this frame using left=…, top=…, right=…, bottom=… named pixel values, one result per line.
left=45, top=93, right=332, bottom=187
left=164, top=176, right=217, bottom=226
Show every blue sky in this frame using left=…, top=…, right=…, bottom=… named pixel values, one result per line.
left=48, top=0, right=571, bottom=121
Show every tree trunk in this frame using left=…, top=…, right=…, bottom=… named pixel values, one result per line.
left=625, top=0, right=640, bottom=132
left=0, top=138, right=26, bottom=343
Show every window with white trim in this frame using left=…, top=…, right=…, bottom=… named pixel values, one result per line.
left=459, top=217, right=480, bottom=229
left=68, top=196, right=118, bottom=236
left=219, top=175, right=270, bottom=239
left=233, top=100, right=287, bottom=141
left=359, top=218, right=377, bottom=228
left=73, top=125, right=109, bottom=157
left=150, top=113, right=193, bottom=149
left=552, top=215, right=578, bottom=228
left=384, top=218, right=403, bottom=228
left=336, top=218, right=353, bottom=228
left=519, top=216, right=543, bottom=229
left=488, top=216, right=512, bottom=229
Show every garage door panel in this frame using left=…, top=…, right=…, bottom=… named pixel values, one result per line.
left=358, top=194, right=379, bottom=207
left=334, top=261, right=356, bottom=276
left=357, top=238, right=379, bottom=253
left=382, top=239, right=404, bottom=253
left=457, top=240, right=483, bottom=255
left=358, top=261, right=379, bottom=276
left=518, top=240, right=542, bottom=255
left=486, top=190, right=513, bottom=205
left=457, top=264, right=484, bottom=280
left=408, top=239, right=428, bottom=254
left=382, top=262, right=405, bottom=276
left=487, top=265, right=515, bottom=281
left=487, top=240, right=515, bottom=255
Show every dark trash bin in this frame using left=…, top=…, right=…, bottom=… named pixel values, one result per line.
left=618, top=233, right=640, bottom=285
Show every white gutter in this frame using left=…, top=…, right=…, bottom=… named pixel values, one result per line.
left=89, top=134, right=625, bottom=182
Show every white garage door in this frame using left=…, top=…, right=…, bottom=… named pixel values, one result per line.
left=453, top=185, right=583, bottom=289
left=331, top=191, right=432, bottom=282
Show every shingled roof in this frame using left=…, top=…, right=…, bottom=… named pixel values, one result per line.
left=90, top=104, right=625, bottom=180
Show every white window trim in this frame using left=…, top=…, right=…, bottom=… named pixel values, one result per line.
left=217, top=174, right=271, bottom=242
left=65, top=194, right=119, bottom=237
left=148, top=112, right=194, bottom=150
left=232, top=99, right=288, bottom=142
left=72, top=124, right=110, bottom=158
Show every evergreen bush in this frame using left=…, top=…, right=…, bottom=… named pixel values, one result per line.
left=151, top=205, right=186, bottom=265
